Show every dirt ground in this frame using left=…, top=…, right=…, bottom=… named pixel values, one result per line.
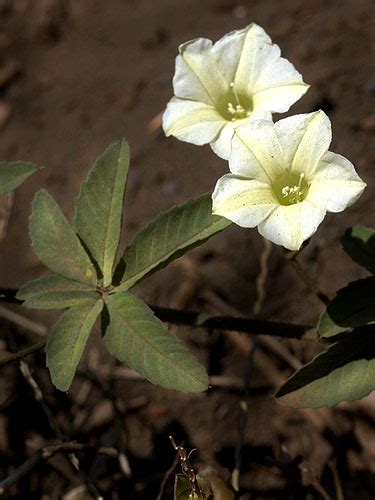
left=0, top=0, right=374, bottom=498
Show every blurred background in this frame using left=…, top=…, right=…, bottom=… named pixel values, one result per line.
left=0, top=0, right=374, bottom=498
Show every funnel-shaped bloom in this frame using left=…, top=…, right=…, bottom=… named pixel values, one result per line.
left=163, top=23, right=309, bottom=159
left=212, top=111, right=366, bottom=250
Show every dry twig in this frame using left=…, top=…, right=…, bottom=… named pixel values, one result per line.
left=18, top=360, right=103, bottom=499
left=0, top=441, right=117, bottom=496
left=232, top=238, right=271, bottom=491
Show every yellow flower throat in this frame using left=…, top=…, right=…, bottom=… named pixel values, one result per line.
left=273, top=172, right=309, bottom=206
left=218, top=82, right=253, bottom=121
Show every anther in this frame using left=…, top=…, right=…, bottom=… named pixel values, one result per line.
left=227, top=102, right=236, bottom=114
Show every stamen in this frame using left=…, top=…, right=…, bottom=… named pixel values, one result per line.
left=273, top=171, right=309, bottom=206
left=230, top=81, right=241, bottom=107
left=218, top=83, right=253, bottom=121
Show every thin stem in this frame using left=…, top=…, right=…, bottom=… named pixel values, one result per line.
left=19, top=360, right=63, bottom=440
left=330, top=459, right=345, bottom=500
left=156, top=452, right=179, bottom=500
left=253, top=238, right=272, bottom=316
left=232, top=237, right=271, bottom=492
left=0, top=287, right=314, bottom=340
left=0, top=340, right=46, bottom=367
left=232, top=336, right=258, bottom=492
left=285, top=252, right=330, bottom=305
left=151, top=304, right=313, bottom=338
left=0, top=287, right=316, bottom=369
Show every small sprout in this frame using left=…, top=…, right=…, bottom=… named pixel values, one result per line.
left=170, top=436, right=204, bottom=500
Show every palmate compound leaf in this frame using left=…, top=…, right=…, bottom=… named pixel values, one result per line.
left=29, top=189, right=97, bottom=286
left=16, top=274, right=98, bottom=309
left=46, top=299, right=103, bottom=391
left=75, top=139, right=130, bottom=287
left=0, top=161, right=38, bottom=195
left=318, top=277, right=375, bottom=338
left=103, top=292, right=209, bottom=392
left=342, top=226, right=375, bottom=274
left=114, top=193, right=231, bottom=292
left=275, top=327, right=375, bottom=408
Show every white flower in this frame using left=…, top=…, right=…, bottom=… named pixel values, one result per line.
left=212, top=111, right=367, bottom=250
left=163, top=23, right=309, bottom=159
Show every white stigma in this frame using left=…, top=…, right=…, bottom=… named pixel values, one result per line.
left=230, top=81, right=241, bottom=106
left=282, top=173, right=306, bottom=203
left=226, top=82, right=251, bottom=121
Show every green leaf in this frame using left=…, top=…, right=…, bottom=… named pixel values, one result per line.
left=0, top=161, right=38, bottom=195
left=318, top=277, right=375, bottom=338
left=204, top=474, right=234, bottom=499
left=17, top=274, right=98, bottom=309
left=114, top=193, right=231, bottom=291
left=275, top=327, right=375, bottom=408
left=29, top=189, right=97, bottom=285
left=342, top=226, right=375, bottom=274
left=103, top=292, right=209, bottom=392
left=46, top=299, right=103, bottom=391
left=174, top=475, right=212, bottom=500
left=175, top=475, right=194, bottom=500
left=75, top=139, right=130, bottom=286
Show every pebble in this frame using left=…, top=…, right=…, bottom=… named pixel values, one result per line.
left=358, top=114, right=375, bottom=132
left=0, top=59, right=19, bottom=88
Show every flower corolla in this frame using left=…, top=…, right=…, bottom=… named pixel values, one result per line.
left=163, top=23, right=309, bottom=159
left=212, top=111, right=367, bottom=250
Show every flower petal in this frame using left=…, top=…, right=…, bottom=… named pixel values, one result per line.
left=210, top=109, right=272, bottom=160
left=174, top=38, right=228, bottom=105
left=212, top=23, right=280, bottom=95
left=233, top=121, right=285, bottom=181
left=212, top=174, right=277, bottom=227
left=307, top=152, right=367, bottom=212
left=163, top=97, right=224, bottom=145
left=210, top=123, right=236, bottom=160
left=253, top=82, right=309, bottom=114
left=258, top=201, right=326, bottom=250
left=274, top=111, right=331, bottom=176
left=227, top=132, right=267, bottom=180
left=252, top=57, right=309, bottom=113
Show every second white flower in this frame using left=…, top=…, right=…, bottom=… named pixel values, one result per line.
left=212, top=111, right=366, bottom=250
left=163, top=23, right=309, bottom=159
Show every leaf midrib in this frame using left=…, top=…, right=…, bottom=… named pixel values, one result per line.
left=108, top=301, right=205, bottom=387
left=102, top=146, right=125, bottom=285
left=120, top=214, right=227, bottom=289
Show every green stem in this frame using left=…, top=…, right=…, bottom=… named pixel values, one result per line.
left=0, top=339, right=46, bottom=367
left=0, top=287, right=317, bottom=369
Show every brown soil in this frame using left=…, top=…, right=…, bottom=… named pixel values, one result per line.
left=0, top=0, right=374, bottom=498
